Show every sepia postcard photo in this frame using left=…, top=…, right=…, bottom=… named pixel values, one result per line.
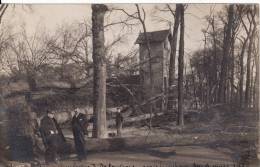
left=0, top=2, right=259, bottom=167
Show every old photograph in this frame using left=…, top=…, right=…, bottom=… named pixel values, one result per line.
left=0, top=3, right=259, bottom=167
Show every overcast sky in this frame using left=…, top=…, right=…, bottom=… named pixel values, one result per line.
left=2, top=4, right=224, bottom=59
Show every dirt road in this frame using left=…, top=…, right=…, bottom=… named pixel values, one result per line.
left=37, top=145, right=238, bottom=167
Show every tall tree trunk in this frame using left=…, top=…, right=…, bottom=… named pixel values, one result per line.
left=211, top=15, right=218, bottom=103
left=245, top=5, right=257, bottom=108
left=255, top=35, right=260, bottom=159
left=0, top=4, right=8, bottom=25
left=190, top=66, right=198, bottom=109
left=177, top=4, right=185, bottom=126
left=230, top=36, right=235, bottom=105
left=92, top=4, right=108, bottom=138
left=0, top=85, right=7, bottom=164
left=168, top=4, right=181, bottom=111
left=249, top=60, right=255, bottom=107
left=218, top=5, right=234, bottom=103
left=257, top=52, right=260, bottom=161
left=245, top=26, right=256, bottom=108
left=84, top=29, right=89, bottom=77
left=238, top=38, right=248, bottom=108
left=254, top=35, right=259, bottom=112
left=25, top=68, right=37, bottom=92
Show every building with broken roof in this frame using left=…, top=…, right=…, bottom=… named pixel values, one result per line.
left=135, top=29, right=172, bottom=111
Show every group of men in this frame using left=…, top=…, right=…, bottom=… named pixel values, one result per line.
left=39, top=107, right=124, bottom=164
left=39, top=108, right=87, bottom=164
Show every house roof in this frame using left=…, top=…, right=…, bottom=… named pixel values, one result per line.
left=135, top=29, right=171, bottom=44
left=107, top=74, right=140, bottom=85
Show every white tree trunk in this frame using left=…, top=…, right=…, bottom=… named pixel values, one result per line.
left=92, top=4, right=108, bottom=138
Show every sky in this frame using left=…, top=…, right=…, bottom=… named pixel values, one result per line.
left=1, top=4, right=224, bottom=63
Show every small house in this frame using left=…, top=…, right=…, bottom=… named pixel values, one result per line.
left=135, top=29, right=172, bottom=110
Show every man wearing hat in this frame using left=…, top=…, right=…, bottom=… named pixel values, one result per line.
left=40, top=110, right=65, bottom=164
left=71, top=108, right=88, bottom=160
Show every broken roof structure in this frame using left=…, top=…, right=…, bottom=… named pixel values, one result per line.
left=135, top=29, right=171, bottom=44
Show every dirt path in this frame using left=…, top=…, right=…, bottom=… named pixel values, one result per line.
left=6, top=105, right=259, bottom=167
left=37, top=145, right=236, bottom=167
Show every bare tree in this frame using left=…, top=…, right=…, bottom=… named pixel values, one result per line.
left=209, top=15, right=219, bottom=103
left=111, top=4, right=155, bottom=127
left=0, top=4, right=8, bottom=25
left=177, top=4, right=185, bottom=126
left=228, top=6, right=241, bottom=105
left=244, top=5, right=257, bottom=108
left=236, top=6, right=252, bottom=107
left=7, top=27, right=49, bottom=92
left=167, top=4, right=181, bottom=111
left=92, top=4, right=108, bottom=138
left=218, top=4, right=234, bottom=103
left=135, top=4, right=156, bottom=127
left=253, top=30, right=259, bottom=111
left=254, top=30, right=260, bottom=160
left=237, top=34, right=250, bottom=107
left=46, top=22, right=91, bottom=87
left=0, top=5, right=33, bottom=25
left=0, top=4, right=9, bottom=164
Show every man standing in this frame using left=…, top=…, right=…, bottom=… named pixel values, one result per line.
left=116, top=107, right=123, bottom=137
left=72, top=108, right=87, bottom=160
left=40, top=110, right=65, bottom=164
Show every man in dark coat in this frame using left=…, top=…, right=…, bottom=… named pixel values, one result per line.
left=40, top=110, right=66, bottom=164
left=72, top=108, right=87, bottom=160
left=116, top=107, right=123, bottom=137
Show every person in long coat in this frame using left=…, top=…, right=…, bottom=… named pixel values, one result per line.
left=40, top=110, right=65, bottom=164
left=72, top=108, right=87, bottom=160
left=116, top=107, right=123, bottom=137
